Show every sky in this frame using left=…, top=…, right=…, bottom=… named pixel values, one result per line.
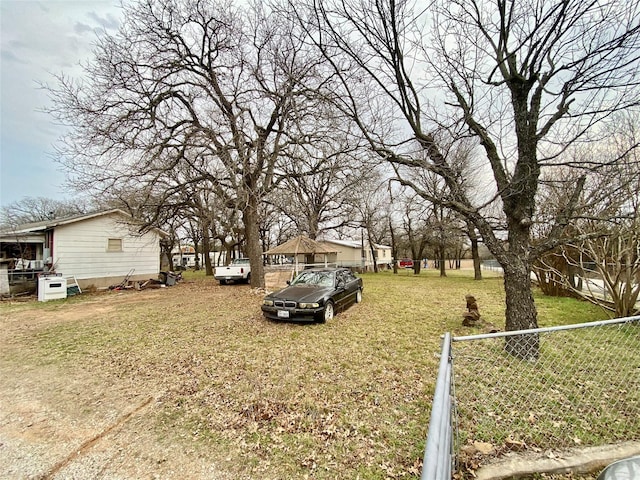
left=0, top=0, right=124, bottom=208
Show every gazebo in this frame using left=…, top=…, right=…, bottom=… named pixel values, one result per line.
left=264, top=235, right=337, bottom=274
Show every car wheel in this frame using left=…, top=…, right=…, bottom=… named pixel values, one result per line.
left=219, top=279, right=226, bottom=285
left=318, top=301, right=334, bottom=323
left=245, top=273, right=251, bottom=284
left=355, top=288, right=363, bottom=303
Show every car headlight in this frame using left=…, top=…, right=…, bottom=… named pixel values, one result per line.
left=263, top=299, right=274, bottom=306
left=298, top=302, right=320, bottom=309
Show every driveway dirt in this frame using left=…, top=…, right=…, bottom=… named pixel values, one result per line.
left=0, top=287, right=230, bottom=480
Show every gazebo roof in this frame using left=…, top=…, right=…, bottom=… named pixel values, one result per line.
left=265, top=235, right=337, bottom=255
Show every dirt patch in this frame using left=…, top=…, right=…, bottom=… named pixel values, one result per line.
left=0, top=284, right=232, bottom=480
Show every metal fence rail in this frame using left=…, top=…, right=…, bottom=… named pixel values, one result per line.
left=421, top=333, right=454, bottom=480
left=421, top=316, right=640, bottom=478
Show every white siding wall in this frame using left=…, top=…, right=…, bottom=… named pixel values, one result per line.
left=335, top=247, right=360, bottom=265
left=320, top=241, right=392, bottom=268
left=320, top=242, right=359, bottom=265
left=52, top=214, right=161, bottom=286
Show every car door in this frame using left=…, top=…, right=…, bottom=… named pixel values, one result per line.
left=333, top=271, right=350, bottom=309
left=341, top=270, right=359, bottom=304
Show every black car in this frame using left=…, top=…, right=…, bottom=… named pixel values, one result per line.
left=261, top=268, right=363, bottom=323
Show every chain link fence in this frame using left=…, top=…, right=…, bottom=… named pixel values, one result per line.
left=450, top=317, right=640, bottom=475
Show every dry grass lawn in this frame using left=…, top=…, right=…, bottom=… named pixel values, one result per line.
left=0, top=269, right=607, bottom=479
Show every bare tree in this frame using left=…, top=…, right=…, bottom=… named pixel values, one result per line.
left=465, top=220, right=482, bottom=280
left=349, top=171, right=393, bottom=272
left=395, top=191, right=430, bottom=274
left=259, top=202, right=297, bottom=256
left=429, top=204, right=451, bottom=277
left=273, top=144, right=366, bottom=239
left=392, top=141, right=477, bottom=277
left=291, top=0, right=640, bottom=357
left=47, top=0, right=337, bottom=288
left=536, top=114, right=640, bottom=316
left=571, top=225, right=640, bottom=317
left=0, top=197, right=90, bottom=228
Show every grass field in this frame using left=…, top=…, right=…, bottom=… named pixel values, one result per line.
left=0, top=268, right=610, bottom=479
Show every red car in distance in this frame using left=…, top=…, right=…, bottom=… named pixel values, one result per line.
left=399, top=258, right=414, bottom=268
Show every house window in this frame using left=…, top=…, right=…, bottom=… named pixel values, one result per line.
left=107, top=238, right=123, bottom=252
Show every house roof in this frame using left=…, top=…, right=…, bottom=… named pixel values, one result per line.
left=320, top=238, right=392, bottom=250
left=320, top=238, right=361, bottom=249
left=0, top=209, right=168, bottom=237
left=265, top=235, right=337, bottom=255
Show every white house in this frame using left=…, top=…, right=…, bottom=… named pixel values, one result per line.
left=0, top=209, right=167, bottom=290
left=318, top=238, right=392, bottom=270
left=171, top=246, right=226, bottom=269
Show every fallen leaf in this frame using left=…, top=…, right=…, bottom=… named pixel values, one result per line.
left=505, top=437, right=526, bottom=451
left=473, top=441, right=495, bottom=455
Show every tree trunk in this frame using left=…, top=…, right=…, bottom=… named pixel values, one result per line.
left=439, top=246, right=446, bottom=277
left=468, top=221, right=482, bottom=280
left=367, top=231, right=378, bottom=273
left=243, top=198, right=265, bottom=288
left=193, top=240, right=200, bottom=270
left=160, top=239, right=174, bottom=272
left=503, top=261, right=539, bottom=359
left=308, top=213, right=319, bottom=241
left=224, top=245, right=233, bottom=265
left=389, top=218, right=398, bottom=275
left=202, top=224, right=213, bottom=276
left=369, top=245, right=379, bottom=273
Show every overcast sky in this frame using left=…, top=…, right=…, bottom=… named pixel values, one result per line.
left=0, top=0, right=124, bottom=207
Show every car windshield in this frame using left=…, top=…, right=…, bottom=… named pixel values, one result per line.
left=231, top=258, right=250, bottom=264
left=291, top=271, right=335, bottom=287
